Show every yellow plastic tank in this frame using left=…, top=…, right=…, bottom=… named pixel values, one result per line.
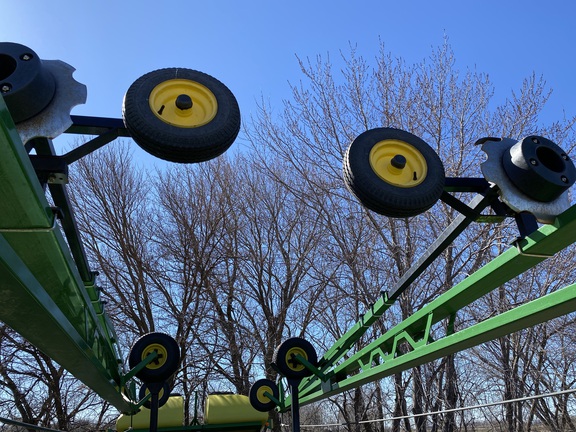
left=116, top=395, right=184, bottom=432
left=204, top=394, right=268, bottom=425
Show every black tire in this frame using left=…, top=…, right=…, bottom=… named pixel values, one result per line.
left=122, top=68, right=240, bottom=163
left=343, top=128, right=445, bottom=218
left=249, top=379, right=279, bottom=412
left=139, top=381, right=171, bottom=409
left=272, top=337, right=317, bottom=379
left=128, top=332, right=180, bottom=383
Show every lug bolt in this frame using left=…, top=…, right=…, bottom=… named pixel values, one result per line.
left=1, top=84, right=11, bottom=93
left=529, top=158, right=538, bottom=166
left=531, top=137, right=540, bottom=144
left=562, top=154, right=569, bottom=161
left=561, top=176, right=569, bottom=184
left=20, top=53, right=32, bottom=61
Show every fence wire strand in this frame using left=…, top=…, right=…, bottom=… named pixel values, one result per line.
left=281, top=387, right=576, bottom=428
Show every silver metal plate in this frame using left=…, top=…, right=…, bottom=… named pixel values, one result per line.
left=16, top=60, right=87, bottom=144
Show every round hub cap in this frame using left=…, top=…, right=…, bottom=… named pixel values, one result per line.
left=369, top=139, right=428, bottom=187
left=149, top=78, right=217, bottom=128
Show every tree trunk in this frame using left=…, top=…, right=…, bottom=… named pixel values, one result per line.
left=442, top=355, right=457, bottom=432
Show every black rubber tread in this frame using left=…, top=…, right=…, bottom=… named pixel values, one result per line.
left=128, top=332, right=180, bottom=383
left=122, top=68, right=240, bottom=163
left=343, top=127, right=445, bottom=218
left=139, top=381, right=171, bottom=408
left=249, top=378, right=279, bottom=412
left=272, top=337, right=318, bottom=379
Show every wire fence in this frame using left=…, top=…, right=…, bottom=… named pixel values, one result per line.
left=281, top=388, right=576, bottom=429
left=2, top=388, right=575, bottom=432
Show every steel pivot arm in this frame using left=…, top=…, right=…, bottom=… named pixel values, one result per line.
left=299, top=182, right=504, bottom=390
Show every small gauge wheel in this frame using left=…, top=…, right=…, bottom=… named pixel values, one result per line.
left=139, top=381, right=171, bottom=409
left=343, top=127, right=445, bottom=218
left=122, top=68, right=240, bottom=163
left=249, top=378, right=280, bottom=412
left=128, top=332, right=180, bottom=383
left=272, top=337, right=317, bottom=379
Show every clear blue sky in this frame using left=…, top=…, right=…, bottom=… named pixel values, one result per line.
left=2, top=1, right=575, bottom=157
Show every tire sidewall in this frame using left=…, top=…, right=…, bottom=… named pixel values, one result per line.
left=273, top=337, right=317, bottom=379
left=128, top=332, right=180, bottom=383
left=249, top=378, right=278, bottom=412
left=122, top=68, right=240, bottom=162
left=139, top=381, right=171, bottom=408
left=344, top=127, right=445, bottom=217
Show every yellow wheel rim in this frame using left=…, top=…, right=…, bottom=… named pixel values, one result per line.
left=144, top=386, right=166, bottom=399
left=285, top=347, right=307, bottom=372
left=256, top=385, right=273, bottom=403
left=142, top=343, right=168, bottom=370
left=369, top=139, right=428, bottom=187
left=149, top=79, right=218, bottom=128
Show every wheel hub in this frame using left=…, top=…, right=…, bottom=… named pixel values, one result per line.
left=0, top=42, right=86, bottom=143
left=502, top=135, right=575, bottom=202
left=148, top=79, right=217, bottom=128
left=480, top=136, right=575, bottom=223
left=0, top=42, right=55, bottom=123
left=142, top=343, right=167, bottom=370
left=175, top=94, right=193, bottom=110
left=256, top=385, right=273, bottom=403
left=285, top=347, right=307, bottom=372
left=369, top=139, right=428, bottom=187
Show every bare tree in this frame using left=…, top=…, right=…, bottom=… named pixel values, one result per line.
left=246, top=38, right=576, bottom=432
left=4, top=36, right=575, bottom=432
left=0, top=326, right=113, bottom=431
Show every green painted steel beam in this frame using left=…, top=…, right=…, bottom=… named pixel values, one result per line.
left=293, top=202, right=576, bottom=407
left=0, top=96, right=135, bottom=413
left=297, top=281, right=576, bottom=407
left=0, top=235, right=132, bottom=412
left=299, top=193, right=495, bottom=395
left=0, top=103, right=52, bottom=229
left=318, top=292, right=391, bottom=370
